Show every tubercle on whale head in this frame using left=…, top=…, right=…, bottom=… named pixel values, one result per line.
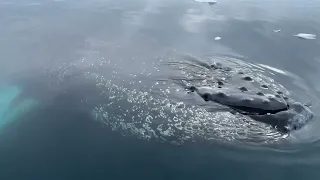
left=188, top=86, right=197, bottom=92
left=188, top=86, right=215, bottom=101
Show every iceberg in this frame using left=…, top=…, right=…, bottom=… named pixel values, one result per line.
left=294, top=33, right=316, bottom=40
left=193, top=0, right=218, bottom=4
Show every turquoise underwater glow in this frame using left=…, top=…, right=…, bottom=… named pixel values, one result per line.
left=0, top=85, right=37, bottom=130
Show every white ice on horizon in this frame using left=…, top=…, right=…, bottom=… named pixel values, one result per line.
left=294, top=33, right=316, bottom=40
left=214, top=36, right=221, bottom=40
left=193, top=0, right=218, bottom=4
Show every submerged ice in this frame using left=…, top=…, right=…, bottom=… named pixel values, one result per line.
left=0, top=85, right=37, bottom=131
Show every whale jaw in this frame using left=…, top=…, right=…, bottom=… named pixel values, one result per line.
left=192, top=86, right=288, bottom=115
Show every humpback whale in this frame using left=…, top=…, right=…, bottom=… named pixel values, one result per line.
left=0, top=52, right=315, bottom=145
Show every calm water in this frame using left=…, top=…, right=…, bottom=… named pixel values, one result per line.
left=1, top=0, right=320, bottom=179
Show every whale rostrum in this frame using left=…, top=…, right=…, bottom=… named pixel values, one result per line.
left=191, top=85, right=288, bottom=113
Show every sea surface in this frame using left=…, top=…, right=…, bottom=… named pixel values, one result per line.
left=1, top=0, right=320, bottom=179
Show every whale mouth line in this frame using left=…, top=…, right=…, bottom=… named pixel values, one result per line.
left=191, top=86, right=290, bottom=116
left=228, top=104, right=290, bottom=116
left=200, top=92, right=290, bottom=115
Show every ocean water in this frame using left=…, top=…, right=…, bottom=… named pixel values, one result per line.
left=1, top=0, right=320, bottom=179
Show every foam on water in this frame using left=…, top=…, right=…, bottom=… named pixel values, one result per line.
left=89, top=71, right=286, bottom=145
left=68, top=52, right=300, bottom=146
